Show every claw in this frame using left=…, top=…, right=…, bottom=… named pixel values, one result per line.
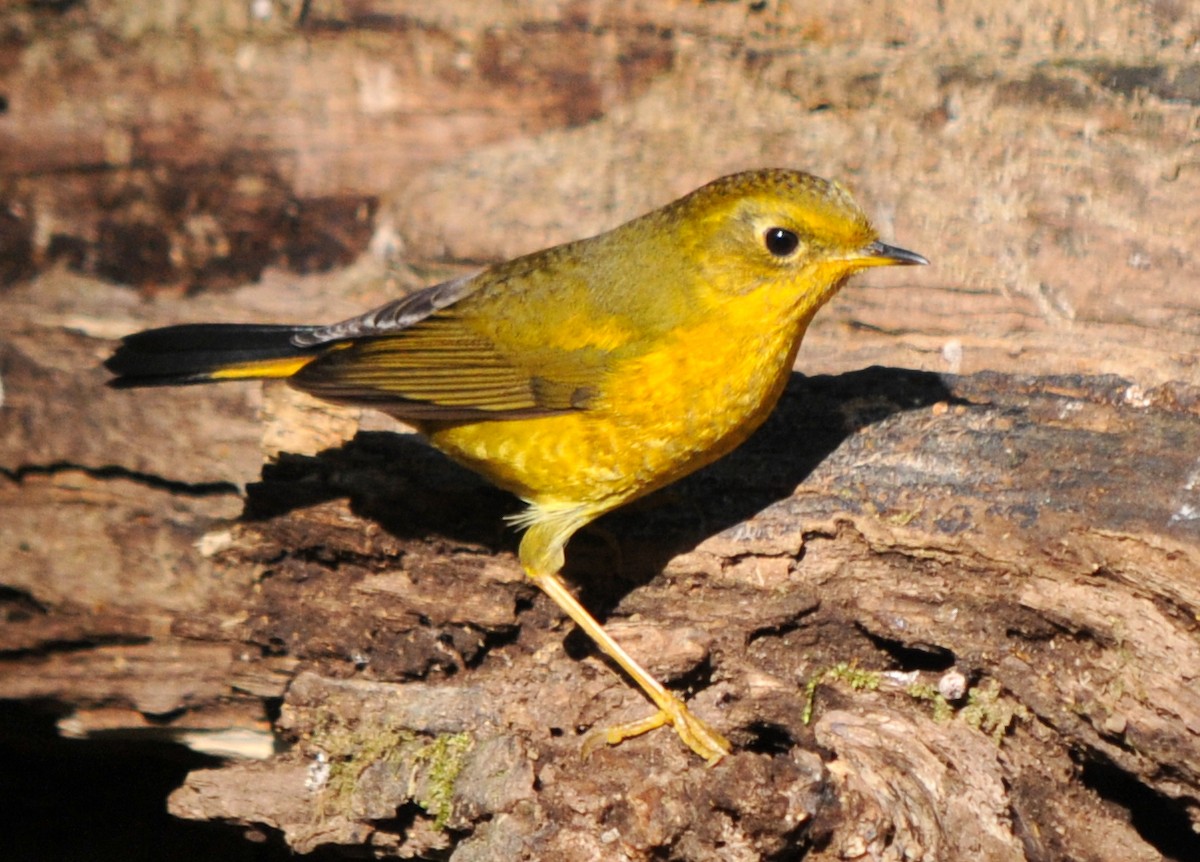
left=581, top=694, right=730, bottom=765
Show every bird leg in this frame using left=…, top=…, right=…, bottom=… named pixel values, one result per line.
left=529, top=568, right=730, bottom=765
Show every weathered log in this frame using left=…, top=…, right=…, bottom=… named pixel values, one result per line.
left=3, top=1, right=1200, bottom=860
left=4, top=301, right=1198, bottom=858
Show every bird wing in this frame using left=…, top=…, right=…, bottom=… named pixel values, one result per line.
left=290, top=274, right=478, bottom=346
left=290, top=273, right=609, bottom=420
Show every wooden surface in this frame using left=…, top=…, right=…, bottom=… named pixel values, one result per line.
left=2, top=2, right=1199, bottom=860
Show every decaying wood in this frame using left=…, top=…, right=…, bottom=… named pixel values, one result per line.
left=2, top=2, right=1199, bottom=860
left=4, top=321, right=1198, bottom=859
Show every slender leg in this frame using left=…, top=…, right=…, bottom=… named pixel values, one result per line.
left=529, top=568, right=730, bottom=765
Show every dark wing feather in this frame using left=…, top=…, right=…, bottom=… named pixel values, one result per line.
left=290, top=274, right=477, bottom=347
left=291, top=277, right=604, bottom=420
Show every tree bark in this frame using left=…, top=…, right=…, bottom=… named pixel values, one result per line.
left=2, top=2, right=1198, bottom=860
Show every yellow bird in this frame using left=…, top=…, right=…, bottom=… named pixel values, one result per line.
left=106, top=169, right=927, bottom=763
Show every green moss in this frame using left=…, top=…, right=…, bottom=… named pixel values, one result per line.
left=308, top=711, right=472, bottom=830
left=960, top=679, right=1029, bottom=745
left=884, top=507, right=923, bottom=526
left=802, top=661, right=882, bottom=724
left=905, top=682, right=954, bottom=722
left=415, top=732, right=473, bottom=830
left=316, top=720, right=418, bottom=817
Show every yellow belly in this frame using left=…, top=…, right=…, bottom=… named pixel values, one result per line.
left=424, top=309, right=808, bottom=517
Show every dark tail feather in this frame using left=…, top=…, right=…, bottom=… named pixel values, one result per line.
left=105, top=323, right=325, bottom=388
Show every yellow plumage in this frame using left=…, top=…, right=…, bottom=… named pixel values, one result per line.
left=106, top=169, right=927, bottom=763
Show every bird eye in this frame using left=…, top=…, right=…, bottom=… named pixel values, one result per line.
left=763, top=227, right=800, bottom=257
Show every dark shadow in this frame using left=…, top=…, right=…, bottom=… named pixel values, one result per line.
left=858, top=626, right=958, bottom=672
left=242, top=366, right=958, bottom=610
left=1079, top=752, right=1199, bottom=862
left=0, top=701, right=345, bottom=862
left=575, top=366, right=960, bottom=611
left=242, top=423, right=523, bottom=557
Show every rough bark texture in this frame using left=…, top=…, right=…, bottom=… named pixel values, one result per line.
left=2, top=2, right=1199, bottom=861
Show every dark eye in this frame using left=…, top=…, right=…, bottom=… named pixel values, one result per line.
left=763, top=227, right=800, bottom=257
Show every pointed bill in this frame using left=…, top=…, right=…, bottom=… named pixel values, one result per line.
left=858, top=240, right=930, bottom=267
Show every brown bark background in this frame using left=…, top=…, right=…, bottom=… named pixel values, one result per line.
left=2, top=2, right=1199, bottom=860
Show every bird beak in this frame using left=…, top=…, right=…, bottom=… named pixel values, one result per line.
left=857, top=240, right=929, bottom=268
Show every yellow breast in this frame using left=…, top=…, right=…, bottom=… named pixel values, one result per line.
left=426, top=280, right=813, bottom=518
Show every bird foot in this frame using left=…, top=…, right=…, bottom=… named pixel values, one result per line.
left=581, top=692, right=730, bottom=765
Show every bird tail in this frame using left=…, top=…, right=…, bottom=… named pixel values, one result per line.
left=105, top=323, right=326, bottom=388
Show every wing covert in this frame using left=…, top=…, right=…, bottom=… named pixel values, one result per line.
left=290, top=273, right=478, bottom=347
left=292, top=313, right=604, bottom=420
